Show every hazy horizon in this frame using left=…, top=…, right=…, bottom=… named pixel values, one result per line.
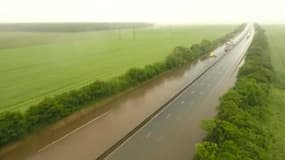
left=0, top=22, right=284, bottom=25
left=1, top=0, right=284, bottom=24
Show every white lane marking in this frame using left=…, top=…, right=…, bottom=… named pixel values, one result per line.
left=145, top=131, right=152, bottom=139
left=166, top=113, right=172, bottom=119
left=38, top=111, right=110, bottom=153
left=181, top=100, right=185, bottom=104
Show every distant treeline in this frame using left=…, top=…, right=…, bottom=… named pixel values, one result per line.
left=0, top=24, right=245, bottom=147
left=194, top=24, right=273, bottom=160
left=0, top=23, right=153, bottom=32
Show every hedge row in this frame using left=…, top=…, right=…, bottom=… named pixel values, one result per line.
left=0, top=24, right=245, bottom=147
left=194, top=24, right=273, bottom=160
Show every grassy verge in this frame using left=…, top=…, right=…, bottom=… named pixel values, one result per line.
left=266, top=25, right=285, bottom=88
left=265, top=25, right=285, bottom=160
left=267, top=88, right=285, bottom=160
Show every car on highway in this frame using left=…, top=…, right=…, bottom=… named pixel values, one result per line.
left=247, top=34, right=250, bottom=39
left=224, top=40, right=234, bottom=52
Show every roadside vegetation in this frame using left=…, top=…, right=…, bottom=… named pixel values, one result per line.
left=266, top=88, right=285, bottom=160
left=195, top=24, right=285, bottom=160
left=265, top=25, right=285, bottom=160
left=265, top=25, right=285, bottom=89
left=194, top=24, right=273, bottom=160
left=0, top=24, right=236, bottom=112
left=0, top=24, right=245, bottom=147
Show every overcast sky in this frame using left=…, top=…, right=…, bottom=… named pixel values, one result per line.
left=0, top=0, right=284, bottom=24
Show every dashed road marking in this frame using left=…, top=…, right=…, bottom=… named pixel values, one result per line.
left=38, top=111, right=110, bottom=153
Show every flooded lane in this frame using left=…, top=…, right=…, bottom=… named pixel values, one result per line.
left=1, top=54, right=216, bottom=160
left=1, top=26, right=250, bottom=160
left=106, top=25, right=254, bottom=160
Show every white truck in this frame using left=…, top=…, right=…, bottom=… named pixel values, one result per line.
left=224, top=40, right=234, bottom=52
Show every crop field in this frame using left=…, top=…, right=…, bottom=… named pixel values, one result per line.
left=266, top=25, right=285, bottom=88
left=0, top=25, right=236, bottom=112
left=265, top=25, right=285, bottom=160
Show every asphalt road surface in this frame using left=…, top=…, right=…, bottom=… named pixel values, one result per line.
left=1, top=24, right=253, bottom=160
left=105, top=25, right=254, bottom=160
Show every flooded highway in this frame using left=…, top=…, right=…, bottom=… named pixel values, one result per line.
left=1, top=25, right=252, bottom=160
left=106, top=25, right=253, bottom=160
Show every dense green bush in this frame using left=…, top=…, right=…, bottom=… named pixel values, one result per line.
left=194, top=24, right=272, bottom=160
left=0, top=112, right=26, bottom=145
left=0, top=24, right=245, bottom=147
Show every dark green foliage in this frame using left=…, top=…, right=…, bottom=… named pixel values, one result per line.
left=165, top=38, right=220, bottom=69
left=196, top=141, right=218, bottom=160
left=0, top=24, right=245, bottom=147
left=123, top=68, right=149, bottom=84
left=25, top=98, right=65, bottom=131
left=144, top=63, right=166, bottom=79
left=194, top=24, right=273, bottom=160
left=0, top=112, right=25, bottom=145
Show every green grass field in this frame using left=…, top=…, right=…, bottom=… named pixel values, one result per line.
left=264, top=25, right=285, bottom=160
left=266, top=25, right=285, bottom=88
left=0, top=25, right=236, bottom=112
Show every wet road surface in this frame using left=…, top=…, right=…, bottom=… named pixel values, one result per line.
left=105, top=25, right=254, bottom=160
left=1, top=25, right=253, bottom=160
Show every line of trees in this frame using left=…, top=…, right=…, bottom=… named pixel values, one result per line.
left=0, top=23, right=154, bottom=32
left=0, top=24, right=245, bottom=147
left=194, top=24, right=273, bottom=160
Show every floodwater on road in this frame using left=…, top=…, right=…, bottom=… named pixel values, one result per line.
left=0, top=25, right=250, bottom=160
left=105, top=26, right=253, bottom=160
left=1, top=54, right=218, bottom=160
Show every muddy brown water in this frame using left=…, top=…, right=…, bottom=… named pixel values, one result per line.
left=1, top=26, right=251, bottom=160
left=1, top=56, right=217, bottom=160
